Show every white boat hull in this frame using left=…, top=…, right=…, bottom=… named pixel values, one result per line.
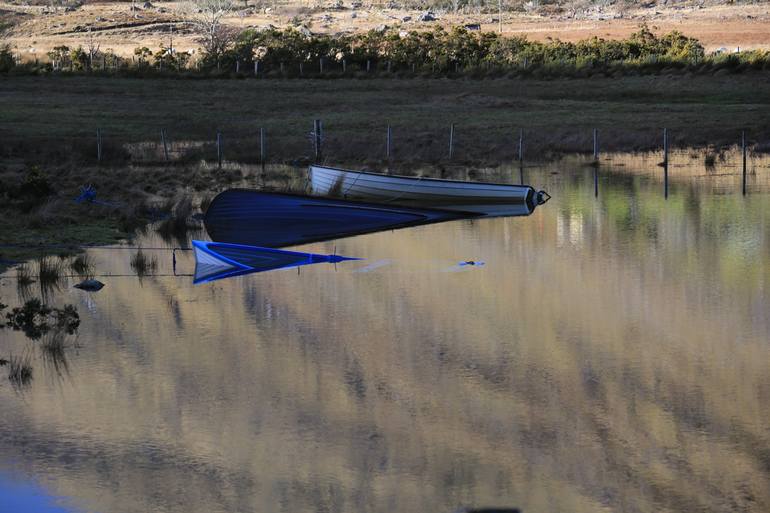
left=309, top=165, right=544, bottom=214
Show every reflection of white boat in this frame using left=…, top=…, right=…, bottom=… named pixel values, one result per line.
left=310, top=165, right=550, bottom=214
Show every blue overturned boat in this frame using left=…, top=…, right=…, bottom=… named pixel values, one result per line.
left=204, top=189, right=478, bottom=248
left=193, top=240, right=359, bottom=284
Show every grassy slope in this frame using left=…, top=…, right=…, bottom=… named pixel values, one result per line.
left=1, top=74, right=769, bottom=165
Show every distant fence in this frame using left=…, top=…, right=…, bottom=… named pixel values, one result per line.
left=2, top=122, right=765, bottom=195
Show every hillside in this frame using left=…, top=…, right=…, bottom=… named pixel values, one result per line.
left=1, top=0, right=769, bottom=61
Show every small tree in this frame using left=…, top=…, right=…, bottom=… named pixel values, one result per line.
left=189, top=0, right=235, bottom=68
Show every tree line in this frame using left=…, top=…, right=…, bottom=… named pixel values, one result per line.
left=2, top=24, right=769, bottom=77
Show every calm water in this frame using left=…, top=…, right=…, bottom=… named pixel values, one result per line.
left=1, top=154, right=770, bottom=513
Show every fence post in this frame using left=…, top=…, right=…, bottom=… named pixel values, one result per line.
left=518, top=128, right=524, bottom=164
left=161, top=128, right=169, bottom=162
left=216, top=131, right=222, bottom=168
left=260, top=127, right=266, bottom=171
left=386, top=124, right=392, bottom=160
left=314, top=119, right=323, bottom=162
left=663, top=128, right=668, bottom=199
left=343, top=59, right=346, bottom=73
left=236, top=60, right=240, bottom=73
left=96, top=128, right=103, bottom=163
left=448, top=123, right=455, bottom=160
left=366, top=60, right=371, bottom=72
left=300, top=62, right=304, bottom=76
left=742, top=130, right=747, bottom=196
left=254, top=60, right=259, bottom=75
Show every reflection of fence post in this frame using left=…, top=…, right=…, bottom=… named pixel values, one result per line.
left=216, top=131, right=222, bottom=168
left=96, top=128, right=103, bottom=163
left=742, top=130, right=747, bottom=196
left=366, top=60, right=371, bottom=72
left=593, top=128, right=599, bottom=161
left=448, top=123, right=455, bottom=160
left=161, top=128, right=169, bottom=162
left=319, top=57, right=323, bottom=74
left=300, top=62, right=304, bottom=76
left=254, top=60, right=259, bottom=76
left=663, top=128, right=668, bottom=198
left=386, top=124, right=392, bottom=160
left=236, top=60, right=240, bottom=73
left=314, top=119, right=323, bottom=162
left=342, top=59, right=346, bottom=73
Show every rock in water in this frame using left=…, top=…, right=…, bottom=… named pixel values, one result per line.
left=74, top=279, right=105, bottom=291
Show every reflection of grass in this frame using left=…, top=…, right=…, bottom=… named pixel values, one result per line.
left=38, top=257, right=64, bottom=284
left=7, top=353, right=33, bottom=389
left=40, top=329, right=71, bottom=378
left=156, top=195, right=201, bottom=246
left=16, top=263, right=34, bottom=286
left=130, top=248, right=158, bottom=277
left=69, top=253, right=94, bottom=277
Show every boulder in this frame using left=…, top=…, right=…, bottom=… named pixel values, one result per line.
left=418, top=11, right=436, bottom=22
left=74, top=279, right=105, bottom=292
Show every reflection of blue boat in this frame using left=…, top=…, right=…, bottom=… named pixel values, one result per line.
left=204, top=189, right=477, bottom=248
left=193, top=240, right=359, bottom=284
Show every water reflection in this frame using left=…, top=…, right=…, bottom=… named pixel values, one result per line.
left=192, top=240, right=359, bottom=284
left=0, top=472, right=81, bottom=513
left=1, top=156, right=769, bottom=513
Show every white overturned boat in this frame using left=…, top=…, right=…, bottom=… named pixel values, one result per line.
left=309, top=165, right=549, bottom=214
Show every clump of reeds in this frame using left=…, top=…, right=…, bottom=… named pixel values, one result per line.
left=704, top=153, right=717, bottom=169
left=130, top=248, right=158, bottom=277
left=156, top=194, right=200, bottom=245
left=16, top=263, right=34, bottom=286
left=37, top=256, right=64, bottom=284
left=8, top=353, right=33, bottom=389
left=40, top=329, right=71, bottom=377
left=199, top=194, right=213, bottom=213
left=69, top=253, right=94, bottom=278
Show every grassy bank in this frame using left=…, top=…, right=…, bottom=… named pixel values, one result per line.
left=0, top=162, right=268, bottom=272
left=1, top=74, right=769, bottom=168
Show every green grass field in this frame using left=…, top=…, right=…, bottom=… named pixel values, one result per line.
left=1, top=74, right=769, bottom=165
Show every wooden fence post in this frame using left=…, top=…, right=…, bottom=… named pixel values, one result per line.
left=343, top=59, right=346, bottom=73
left=96, top=128, right=103, bottom=163
left=518, top=128, right=524, bottom=164
left=260, top=127, right=266, bottom=171
left=386, top=124, right=392, bottom=160
left=448, top=123, right=455, bottom=160
left=161, top=128, right=169, bottom=162
left=663, top=128, right=668, bottom=199
left=216, top=131, right=222, bottom=168
left=314, top=119, right=323, bottom=161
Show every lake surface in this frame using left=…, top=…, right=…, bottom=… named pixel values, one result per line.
left=1, top=154, right=770, bottom=513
